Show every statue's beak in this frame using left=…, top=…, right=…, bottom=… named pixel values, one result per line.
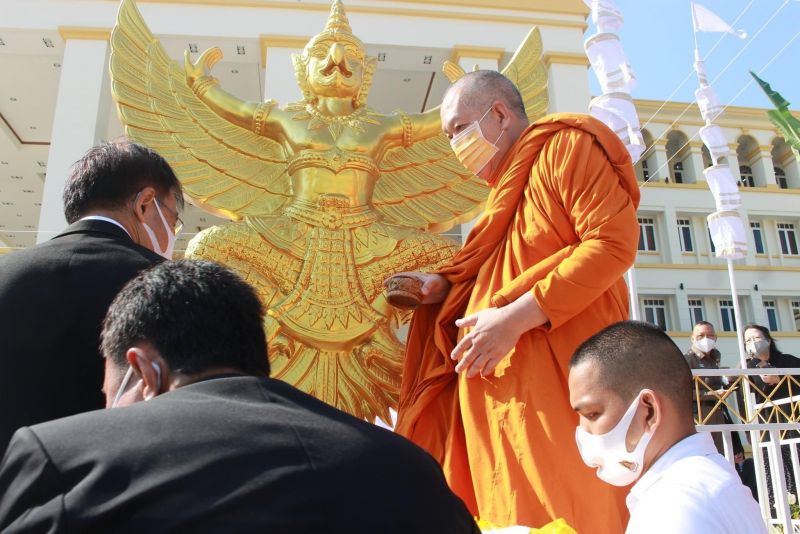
left=321, top=42, right=352, bottom=78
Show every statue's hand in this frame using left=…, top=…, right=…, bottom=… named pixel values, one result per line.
left=184, top=47, right=223, bottom=87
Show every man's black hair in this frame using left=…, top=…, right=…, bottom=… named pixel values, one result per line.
left=693, top=320, right=715, bottom=330
left=444, top=70, right=528, bottom=121
left=62, top=139, right=183, bottom=224
left=570, top=320, right=693, bottom=413
left=101, top=259, right=269, bottom=377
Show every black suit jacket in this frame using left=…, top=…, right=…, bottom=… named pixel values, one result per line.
left=0, top=376, right=479, bottom=534
left=0, top=219, right=162, bottom=449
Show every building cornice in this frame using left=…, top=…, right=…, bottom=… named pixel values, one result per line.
left=58, top=26, right=111, bottom=41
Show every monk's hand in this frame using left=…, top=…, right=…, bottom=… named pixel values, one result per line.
left=383, top=272, right=451, bottom=304
left=451, top=307, right=525, bottom=378
left=450, top=293, right=548, bottom=378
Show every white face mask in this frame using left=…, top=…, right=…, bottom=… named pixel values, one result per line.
left=575, top=391, right=653, bottom=487
left=695, top=337, right=716, bottom=354
left=746, top=339, right=770, bottom=358
left=450, top=106, right=505, bottom=178
left=142, top=198, right=176, bottom=260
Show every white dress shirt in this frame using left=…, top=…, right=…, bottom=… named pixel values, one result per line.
left=79, top=215, right=131, bottom=238
left=626, top=432, right=766, bottom=534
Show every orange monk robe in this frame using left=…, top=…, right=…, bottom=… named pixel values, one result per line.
left=396, top=114, right=640, bottom=533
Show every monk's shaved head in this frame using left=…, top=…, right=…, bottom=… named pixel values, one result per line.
left=569, top=321, right=693, bottom=413
left=444, top=70, right=528, bottom=121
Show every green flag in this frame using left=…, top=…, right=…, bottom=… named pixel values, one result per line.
left=750, top=71, right=800, bottom=152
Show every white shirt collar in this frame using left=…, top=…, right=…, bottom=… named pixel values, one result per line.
left=78, top=215, right=132, bottom=239
left=627, top=432, right=716, bottom=511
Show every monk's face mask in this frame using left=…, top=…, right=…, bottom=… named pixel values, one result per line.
left=450, top=106, right=504, bottom=178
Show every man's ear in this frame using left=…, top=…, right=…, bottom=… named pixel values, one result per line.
left=492, top=100, right=514, bottom=130
left=126, top=345, right=167, bottom=401
left=640, top=389, right=660, bottom=433
left=132, top=186, right=156, bottom=224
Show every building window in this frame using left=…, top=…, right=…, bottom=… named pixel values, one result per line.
left=643, top=299, right=668, bottom=330
left=638, top=217, right=657, bottom=251
left=740, top=165, right=755, bottom=187
left=751, top=221, right=765, bottom=254
left=708, top=229, right=716, bottom=254
left=792, top=300, right=800, bottom=331
left=673, top=161, right=684, bottom=184
left=777, top=222, right=799, bottom=255
left=641, top=159, right=650, bottom=181
left=775, top=167, right=788, bottom=189
left=688, top=298, right=705, bottom=325
left=763, top=300, right=780, bottom=331
left=719, top=299, right=736, bottom=332
left=677, top=218, right=694, bottom=252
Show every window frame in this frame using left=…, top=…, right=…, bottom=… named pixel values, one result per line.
left=677, top=218, right=694, bottom=252
left=638, top=217, right=658, bottom=252
left=777, top=222, right=799, bottom=256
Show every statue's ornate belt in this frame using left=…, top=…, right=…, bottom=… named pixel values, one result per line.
left=284, top=197, right=379, bottom=230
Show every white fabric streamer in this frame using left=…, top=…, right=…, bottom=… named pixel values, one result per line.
left=589, top=93, right=645, bottom=162
left=585, top=33, right=636, bottom=94
left=698, top=124, right=730, bottom=164
left=695, top=85, right=723, bottom=123
left=704, top=164, right=741, bottom=210
left=583, top=0, right=624, bottom=33
left=707, top=210, right=747, bottom=260
left=691, top=2, right=747, bottom=39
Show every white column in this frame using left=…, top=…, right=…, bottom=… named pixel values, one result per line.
left=662, top=206, right=683, bottom=263
left=752, top=148, right=777, bottom=188
left=723, top=146, right=742, bottom=184
left=261, top=36, right=307, bottom=108
left=650, top=141, right=670, bottom=183
left=676, top=288, right=693, bottom=331
left=546, top=60, right=590, bottom=113
left=685, top=143, right=707, bottom=184
left=37, top=35, right=110, bottom=243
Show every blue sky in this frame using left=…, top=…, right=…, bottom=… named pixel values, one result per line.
left=586, top=0, right=800, bottom=110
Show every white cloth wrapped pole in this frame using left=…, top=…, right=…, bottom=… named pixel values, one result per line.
left=589, top=93, right=645, bottom=162
left=583, top=0, right=624, bottom=33
left=695, top=85, right=723, bottom=123
left=584, top=33, right=636, bottom=94
left=694, top=56, right=710, bottom=87
left=698, top=124, right=730, bottom=164
left=704, top=164, right=741, bottom=210
left=707, top=210, right=748, bottom=259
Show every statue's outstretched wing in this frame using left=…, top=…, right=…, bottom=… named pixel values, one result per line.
left=502, top=27, right=549, bottom=123
left=374, top=134, right=489, bottom=234
left=375, top=27, right=548, bottom=234
left=110, top=0, right=290, bottom=221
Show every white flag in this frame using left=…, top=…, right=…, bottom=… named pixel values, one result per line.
left=691, top=3, right=746, bottom=39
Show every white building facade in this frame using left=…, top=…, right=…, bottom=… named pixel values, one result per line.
left=1, top=0, right=798, bottom=360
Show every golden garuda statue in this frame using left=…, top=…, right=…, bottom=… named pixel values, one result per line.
left=109, top=0, right=548, bottom=421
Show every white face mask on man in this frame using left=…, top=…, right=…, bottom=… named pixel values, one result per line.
left=695, top=337, right=716, bottom=354
left=450, top=106, right=505, bottom=178
left=575, top=390, right=653, bottom=487
left=141, top=197, right=176, bottom=260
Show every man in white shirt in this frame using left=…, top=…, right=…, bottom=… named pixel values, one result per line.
left=567, top=320, right=766, bottom=534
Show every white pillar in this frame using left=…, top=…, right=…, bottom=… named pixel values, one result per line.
left=722, top=146, right=742, bottom=185
left=546, top=56, right=590, bottom=113
left=38, top=33, right=110, bottom=243
left=650, top=141, right=670, bottom=183
left=261, top=36, right=307, bottom=108
left=662, top=206, right=683, bottom=263
left=752, top=148, right=777, bottom=188
left=685, top=143, right=707, bottom=184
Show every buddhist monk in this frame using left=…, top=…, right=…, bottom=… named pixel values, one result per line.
left=389, top=71, right=640, bottom=532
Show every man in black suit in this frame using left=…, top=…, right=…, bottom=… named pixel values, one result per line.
left=0, top=260, right=479, bottom=533
left=0, top=139, right=183, bottom=449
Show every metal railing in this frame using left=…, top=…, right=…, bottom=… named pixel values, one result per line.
left=693, top=368, right=800, bottom=533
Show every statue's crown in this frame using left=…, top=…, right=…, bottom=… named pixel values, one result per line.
left=325, top=0, right=352, bottom=35
left=307, top=0, right=363, bottom=51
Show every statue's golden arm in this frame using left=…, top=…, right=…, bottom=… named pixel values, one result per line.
left=185, top=47, right=280, bottom=137
left=384, top=106, right=443, bottom=149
